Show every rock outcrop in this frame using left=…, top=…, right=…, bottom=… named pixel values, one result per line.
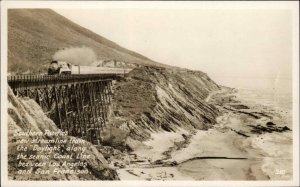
left=103, top=66, right=220, bottom=148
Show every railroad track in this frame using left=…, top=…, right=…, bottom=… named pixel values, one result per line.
left=8, top=73, right=126, bottom=93
left=7, top=73, right=127, bottom=144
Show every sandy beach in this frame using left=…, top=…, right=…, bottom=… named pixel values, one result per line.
left=116, top=88, right=293, bottom=180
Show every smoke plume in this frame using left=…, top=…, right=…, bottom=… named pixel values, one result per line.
left=52, top=46, right=97, bottom=65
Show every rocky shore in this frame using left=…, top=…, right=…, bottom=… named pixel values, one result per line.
left=112, top=88, right=292, bottom=180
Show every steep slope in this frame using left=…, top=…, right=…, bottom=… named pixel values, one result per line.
left=8, top=88, right=118, bottom=180
left=8, top=9, right=164, bottom=73
left=102, top=66, right=221, bottom=150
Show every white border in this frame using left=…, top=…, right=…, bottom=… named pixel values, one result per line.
left=1, top=1, right=299, bottom=187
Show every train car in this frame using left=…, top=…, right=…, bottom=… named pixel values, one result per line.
left=48, top=60, right=131, bottom=75
left=48, top=61, right=72, bottom=75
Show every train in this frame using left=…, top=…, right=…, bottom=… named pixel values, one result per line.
left=48, top=60, right=131, bottom=75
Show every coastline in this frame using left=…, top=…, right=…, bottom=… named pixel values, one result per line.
left=115, top=88, right=293, bottom=180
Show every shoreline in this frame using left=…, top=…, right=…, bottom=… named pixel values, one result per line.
left=115, top=88, right=293, bottom=180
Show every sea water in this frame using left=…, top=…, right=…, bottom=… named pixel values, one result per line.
left=176, top=77, right=294, bottom=180
left=212, top=76, right=293, bottom=111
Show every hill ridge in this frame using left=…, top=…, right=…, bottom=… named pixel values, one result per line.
left=8, top=9, right=165, bottom=73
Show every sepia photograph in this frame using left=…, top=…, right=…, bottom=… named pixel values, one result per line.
left=1, top=1, right=299, bottom=187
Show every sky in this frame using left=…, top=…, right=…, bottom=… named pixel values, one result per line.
left=54, top=8, right=293, bottom=84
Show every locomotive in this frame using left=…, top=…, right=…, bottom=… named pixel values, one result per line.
left=48, top=60, right=130, bottom=75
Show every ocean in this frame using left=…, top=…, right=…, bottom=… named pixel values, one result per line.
left=211, top=76, right=293, bottom=111
left=175, top=76, right=294, bottom=180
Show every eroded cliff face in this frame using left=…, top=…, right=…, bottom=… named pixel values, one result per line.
left=103, top=66, right=221, bottom=149
left=7, top=88, right=118, bottom=180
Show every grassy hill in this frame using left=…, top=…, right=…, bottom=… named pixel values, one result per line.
left=8, top=9, right=165, bottom=73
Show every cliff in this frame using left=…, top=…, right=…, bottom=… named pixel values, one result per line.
left=102, top=66, right=221, bottom=150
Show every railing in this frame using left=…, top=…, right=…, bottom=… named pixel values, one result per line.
left=8, top=74, right=124, bottom=94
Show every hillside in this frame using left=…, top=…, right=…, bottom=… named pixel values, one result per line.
left=8, top=87, right=119, bottom=180
left=8, top=9, right=165, bottom=73
left=102, top=66, right=221, bottom=151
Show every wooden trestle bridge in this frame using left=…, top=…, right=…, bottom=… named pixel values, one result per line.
left=8, top=74, right=124, bottom=143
